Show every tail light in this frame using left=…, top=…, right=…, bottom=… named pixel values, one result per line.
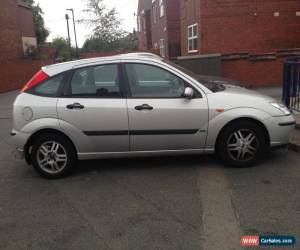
left=20, top=70, right=49, bottom=93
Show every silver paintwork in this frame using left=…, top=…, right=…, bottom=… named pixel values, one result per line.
left=12, top=53, right=295, bottom=161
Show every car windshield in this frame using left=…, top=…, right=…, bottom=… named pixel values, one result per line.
left=164, top=60, right=226, bottom=92
left=164, top=60, right=201, bottom=82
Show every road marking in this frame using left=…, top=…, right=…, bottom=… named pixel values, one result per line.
left=197, top=166, right=241, bottom=250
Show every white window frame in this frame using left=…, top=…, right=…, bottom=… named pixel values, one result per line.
left=187, top=23, right=198, bottom=53
left=159, top=39, right=165, bottom=57
left=137, top=15, right=141, bottom=32
left=159, top=0, right=165, bottom=17
left=152, top=2, right=157, bottom=24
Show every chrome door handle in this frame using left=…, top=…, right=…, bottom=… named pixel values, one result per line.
left=66, top=103, right=85, bottom=110
left=135, top=104, right=153, bottom=111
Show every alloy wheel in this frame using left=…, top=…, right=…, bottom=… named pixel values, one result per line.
left=37, top=141, right=68, bottom=174
left=226, top=129, right=259, bottom=162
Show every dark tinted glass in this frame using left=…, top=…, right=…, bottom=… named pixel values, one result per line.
left=33, top=74, right=64, bottom=96
left=70, top=64, right=121, bottom=98
left=125, top=64, right=186, bottom=98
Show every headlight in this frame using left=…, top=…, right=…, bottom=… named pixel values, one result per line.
left=269, top=102, right=291, bottom=115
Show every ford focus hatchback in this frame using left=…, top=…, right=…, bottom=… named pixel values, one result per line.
left=11, top=53, right=295, bottom=178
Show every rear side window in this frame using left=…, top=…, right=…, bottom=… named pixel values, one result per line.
left=32, top=74, right=64, bottom=96
left=69, top=64, right=121, bottom=98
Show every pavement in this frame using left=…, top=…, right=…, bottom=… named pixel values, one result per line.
left=0, top=90, right=299, bottom=250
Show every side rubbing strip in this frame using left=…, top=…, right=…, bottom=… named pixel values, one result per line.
left=130, top=129, right=199, bottom=135
left=84, top=131, right=128, bottom=136
left=278, top=121, right=296, bottom=126
left=83, top=129, right=199, bottom=136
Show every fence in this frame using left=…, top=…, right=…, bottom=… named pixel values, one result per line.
left=282, top=57, right=300, bottom=111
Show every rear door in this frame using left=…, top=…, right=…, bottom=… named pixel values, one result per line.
left=57, top=63, right=129, bottom=153
left=124, top=62, right=209, bottom=152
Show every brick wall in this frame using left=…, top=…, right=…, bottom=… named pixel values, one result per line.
left=166, top=0, right=181, bottom=58
left=0, top=0, right=23, bottom=62
left=180, top=0, right=201, bottom=56
left=151, top=0, right=168, bottom=56
left=180, top=0, right=300, bottom=56
left=137, top=0, right=152, bottom=51
left=18, top=5, right=35, bottom=37
left=0, top=59, right=52, bottom=93
left=222, top=58, right=283, bottom=87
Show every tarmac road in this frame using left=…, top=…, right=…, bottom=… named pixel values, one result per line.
left=0, top=91, right=299, bottom=250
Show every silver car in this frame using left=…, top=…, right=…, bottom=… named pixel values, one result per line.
left=11, top=53, right=295, bottom=178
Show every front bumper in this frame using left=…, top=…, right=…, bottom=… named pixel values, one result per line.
left=264, top=115, right=296, bottom=147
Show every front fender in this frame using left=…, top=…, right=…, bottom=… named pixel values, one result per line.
left=205, top=107, right=271, bottom=150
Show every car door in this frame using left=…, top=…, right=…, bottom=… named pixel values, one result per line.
left=124, top=62, right=209, bottom=152
left=57, top=63, right=129, bottom=154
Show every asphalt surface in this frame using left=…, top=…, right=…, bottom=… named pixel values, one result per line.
left=0, top=91, right=299, bottom=250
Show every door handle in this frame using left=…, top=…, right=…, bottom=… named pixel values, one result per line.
left=135, top=104, right=153, bottom=111
left=66, top=103, right=85, bottom=110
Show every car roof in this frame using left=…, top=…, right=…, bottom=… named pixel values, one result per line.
left=42, top=52, right=163, bottom=76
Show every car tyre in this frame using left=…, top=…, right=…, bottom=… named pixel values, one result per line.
left=31, top=133, right=77, bottom=179
left=217, top=120, right=268, bottom=167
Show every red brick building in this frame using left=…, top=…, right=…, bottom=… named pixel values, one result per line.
left=137, top=0, right=152, bottom=51
left=180, top=0, right=300, bottom=56
left=0, top=0, right=36, bottom=63
left=137, top=0, right=300, bottom=86
left=137, top=0, right=181, bottom=59
left=138, top=0, right=300, bottom=57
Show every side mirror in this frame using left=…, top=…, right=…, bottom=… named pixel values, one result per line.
left=183, top=87, right=194, bottom=99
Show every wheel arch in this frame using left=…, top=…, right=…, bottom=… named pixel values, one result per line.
left=214, top=117, right=270, bottom=152
left=24, top=128, right=78, bottom=165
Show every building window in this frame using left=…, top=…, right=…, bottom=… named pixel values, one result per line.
left=188, top=23, right=198, bottom=53
left=152, top=2, right=157, bottom=24
left=137, top=15, right=141, bottom=32
left=143, top=15, right=146, bottom=30
left=159, top=39, right=165, bottom=57
left=159, top=0, right=164, bottom=17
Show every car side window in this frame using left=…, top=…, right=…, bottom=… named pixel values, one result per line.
left=125, top=63, right=187, bottom=98
left=70, top=64, right=121, bottom=98
left=33, top=74, right=64, bottom=96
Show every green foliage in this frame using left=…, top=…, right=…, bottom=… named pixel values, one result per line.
left=82, top=33, right=137, bottom=52
left=52, top=37, right=76, bottom=61
left=80, top=0, right=136, bottom=52
left=23, top=0, right=49, bottom=44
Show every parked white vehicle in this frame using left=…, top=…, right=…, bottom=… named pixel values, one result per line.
left=12, top=53, right=295, bottom=178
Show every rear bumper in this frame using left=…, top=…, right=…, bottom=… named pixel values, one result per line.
left=11, top=129, right=31, bottom=164
left=10, top=129, right=30, bottom=152
left=264, top=115, right=296, bottom=148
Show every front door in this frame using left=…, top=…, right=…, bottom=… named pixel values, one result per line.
left=57, top=63, right=129, bottom=153
left=124, top=63, right=208, bottom=152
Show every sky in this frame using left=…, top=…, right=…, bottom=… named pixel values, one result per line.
left=35, top=0, right=138, bottom=47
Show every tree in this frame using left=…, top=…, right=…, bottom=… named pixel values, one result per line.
left=82, top=33, right=137, bottom=52
left=23, top=0, right=49, bottom=44
left=80, top=0, right=126, bottom=44
left=52, top=37, right=75, bottom=61
left=80, top=0, right=136, bottom=52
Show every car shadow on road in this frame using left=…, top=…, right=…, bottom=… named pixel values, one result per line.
left=68, top=148, right=290, bottom=178
left=72, top=154, right=217, bottom=177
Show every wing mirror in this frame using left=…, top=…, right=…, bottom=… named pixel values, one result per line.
left=183, top=87, right=194, bottom=99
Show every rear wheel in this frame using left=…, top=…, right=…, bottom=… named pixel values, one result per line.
left=217, top=121, right=268, bottom=167
left=31, top=134, right=77, bottom=178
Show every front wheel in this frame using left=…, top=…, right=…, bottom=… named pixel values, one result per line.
left=31, top=134, right=77, bottom=178
left=217, top=121, right=268, bottom=167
